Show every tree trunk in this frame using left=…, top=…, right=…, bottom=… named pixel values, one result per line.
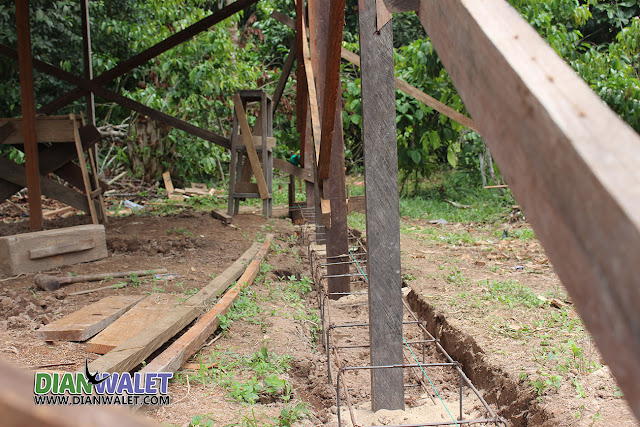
left=127, top=116, right=172, bottom=181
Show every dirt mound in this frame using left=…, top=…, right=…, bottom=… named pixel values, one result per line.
left=0, top=289, right=65, bottom=331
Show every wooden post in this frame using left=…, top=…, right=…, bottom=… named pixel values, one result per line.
left=295, top=0, right=315, bottom=207
left=359, top=0, right=404, bottom=410
left=309, top=0, right=350, bottom=297
left=80, top=0, right=95, bottom=125
left=15, top=0, right=42, bottom=231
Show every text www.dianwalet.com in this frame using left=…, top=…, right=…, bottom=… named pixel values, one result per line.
left=34, top=394, right=170, bottom=405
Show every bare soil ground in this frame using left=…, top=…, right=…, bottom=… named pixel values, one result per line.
left=399, top=219, right=639, bottom=426
left=0, top=197, right=637, bottom=426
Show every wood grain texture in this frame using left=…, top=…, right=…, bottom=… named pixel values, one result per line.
left=138, top=236, right=272, bottom=377
left=0, top=359, right=155, bottom=427
left=417, top=0, right=640, bottom=418
left=316, top=0, right=347, bottom=181
left=358, top=0, right=404, bottom=410
left=38, top=0, right=260, bottom=115
left=88, top=242, right=260, bottom=373
left=382, top=0, right=418, bottom=12
left=36, top=296, right=143, bottom=342
left=0, top=117, right=77, bottom=144
left=86, top=294, right=176, bottom=354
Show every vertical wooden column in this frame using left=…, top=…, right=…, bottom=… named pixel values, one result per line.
left=359, top=0, right=404, bottom=410
left=80, top=0, right=95, bottom=125
left=15, top=0, right=42, bottom=231
left=309, top=0, right=350, bottom=297
left=295, top=0, right=315, bottom=208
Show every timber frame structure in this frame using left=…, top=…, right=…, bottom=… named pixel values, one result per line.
left=1, top=0, right=640, bottom=424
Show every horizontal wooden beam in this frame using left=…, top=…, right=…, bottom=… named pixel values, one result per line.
left=417, top=0, right=640, bottom=418
left=383, top=0, right=419, bottom=12
left=0, top=116, right=78, bottom=144
left=273, top=158, right=314, bottom=182
left=38, top=0, right=260, bottom=115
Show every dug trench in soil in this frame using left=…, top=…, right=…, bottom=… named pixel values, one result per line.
left=407, top=289, right=549, bottom=426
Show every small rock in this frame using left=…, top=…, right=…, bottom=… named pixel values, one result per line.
left=24, top=302, right=41, bottom=317
left=6, top=316, right=24, bottom=329
left=54, top=290, right=66, bottom=300
left=0, top=296, right=14, bottom=311
left=0, top=320, right=7, bottom=330
left=37, top=314, right=51, bottom=325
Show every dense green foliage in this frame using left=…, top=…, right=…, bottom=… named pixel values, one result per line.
left=0, top=0, right=637, bottom=187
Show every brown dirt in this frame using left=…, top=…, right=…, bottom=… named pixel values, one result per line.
left=400, top=219, right=639, bottom=426
left=1, top=200, right=637, bottom=426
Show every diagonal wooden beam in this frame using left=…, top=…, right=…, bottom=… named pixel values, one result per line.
left=232, top=94, right=269, bottom=199
left=340, top=47, right=480, bottom=132
left=316, top=0, right=346, bottom=181
left=416, top=0, right=640, bottom=418
left=270, top=10, right=479, bottom=133
left=38, top=0, right=260, bottom=115
left=298, top=11, right=322, bottom=161
left=0, top=43, right=231, bottom=150
left=272, top=40, right=297, bottom=112
left=0, top=157, right=91, bottom=213
left=0, top=46, right=314, bottom=186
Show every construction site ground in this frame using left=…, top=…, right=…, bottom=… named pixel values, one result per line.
left=0, top=201, right=637, bottom=426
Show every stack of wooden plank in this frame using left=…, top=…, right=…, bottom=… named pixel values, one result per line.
left=162, top=171, right=223, bottom=201
left=35, top=235, right=273, bottom=389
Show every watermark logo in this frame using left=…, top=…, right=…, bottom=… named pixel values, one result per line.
left=33, top=359, right=172, bottom=406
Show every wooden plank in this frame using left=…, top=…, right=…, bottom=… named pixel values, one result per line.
left=88, top=242, right=261, bottom=373
left=273, top=158, right=314, bottom=182
left=137, top=236, right=272, bottom=378
left=86, top=294, right=176, bottom=354
left=71, top=114, right=99, bottom=224
left=0, top=359, right=155, bottom=427
left=36, top=296, right=143, bottom=342
left=0, top=117, right=77, bottom=144
left=382, top=0, right=419, bottom=12
left=236, top=135, right=276, bottom=149
left=210, top=208, right=232, bottom=224
left=234, top=182, right=259, bottom=194
left=348, top=195, right=366, bottom=213
left=162, top=171, right=174, bottom=194
left=359, top=0, right=404, bottom=410
left=416, top=0, right=640, bottom=418
left=233, top=94, right=269, bottom=199
left=29, top=239, right=95, bottom=260
left=38, top=0, right=261, bottom=115
left=0, top=224, right=106, bottom=277
left=15, top=0, right=42, bottom=231
left=316, top=0, right=347, bottom=181
left=298, top=11, right=322, bottom=158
